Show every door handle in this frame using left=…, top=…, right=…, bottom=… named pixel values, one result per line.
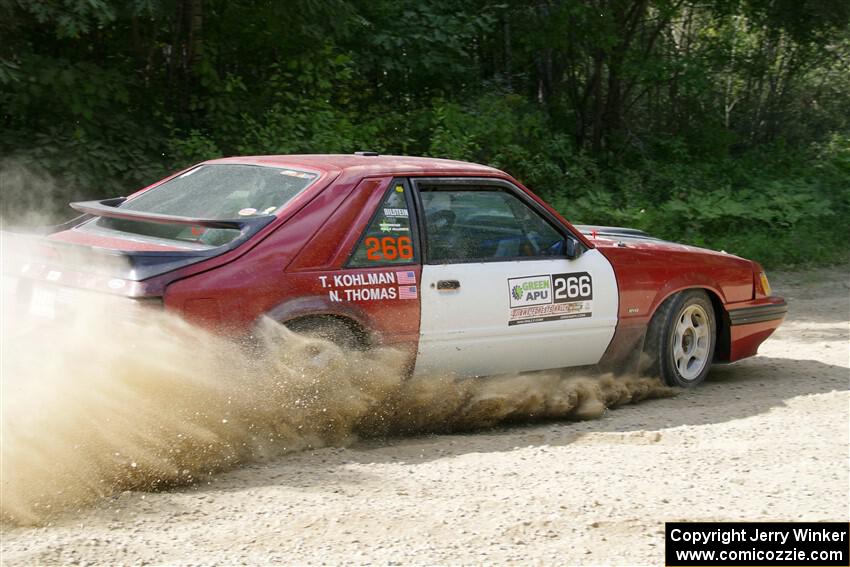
left=436, top=279, right=461, bottom=290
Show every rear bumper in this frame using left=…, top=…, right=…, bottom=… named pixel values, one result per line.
left=726, top=297, right=787, bottom=361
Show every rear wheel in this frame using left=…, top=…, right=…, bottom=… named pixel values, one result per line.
left=644, top=290, right=716, bottom=387
left=284, top=316, right=365, bottom=350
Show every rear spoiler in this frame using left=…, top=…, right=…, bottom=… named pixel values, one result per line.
left=69, top=197, right=275, bottom=231
left=16, top=197, right=281, bottom=281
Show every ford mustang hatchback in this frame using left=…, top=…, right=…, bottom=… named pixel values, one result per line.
left=9, top=154, right=787, bottom=387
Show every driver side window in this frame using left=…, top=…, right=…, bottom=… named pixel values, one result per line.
left=419, top=188, right=565, bottom=263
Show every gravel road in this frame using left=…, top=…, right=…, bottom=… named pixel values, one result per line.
left=2, top=265, right=848, bottom=566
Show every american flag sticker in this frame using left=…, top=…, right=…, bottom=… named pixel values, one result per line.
left=397, top=270, right=416, bottom=284
left=398, top=286, right=418, bottom=300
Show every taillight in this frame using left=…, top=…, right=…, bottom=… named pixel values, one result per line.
left=755, top=271, right=772, bottom=297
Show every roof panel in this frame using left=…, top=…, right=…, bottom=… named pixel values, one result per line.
left=204, top=154, right=503, bottom=176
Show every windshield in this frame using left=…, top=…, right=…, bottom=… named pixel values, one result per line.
left=84, top=164, right=318, bottom=247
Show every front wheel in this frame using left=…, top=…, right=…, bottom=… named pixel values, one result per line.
left=644, top=290, right=716, bottom=388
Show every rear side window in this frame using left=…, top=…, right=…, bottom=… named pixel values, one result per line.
left=349, top=181, right=418, bottom=267
left=87, top=164, right=318, bottom=247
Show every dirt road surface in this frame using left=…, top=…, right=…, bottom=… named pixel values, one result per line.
left=2, top=266, right=848, bottom=565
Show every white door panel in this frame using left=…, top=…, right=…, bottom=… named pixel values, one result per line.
left=414, top=248, right=618, bottom=377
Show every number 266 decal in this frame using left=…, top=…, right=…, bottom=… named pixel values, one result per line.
left=364, top=236, right=414, bottom=261
left=553, top=272, right=593, bottom=302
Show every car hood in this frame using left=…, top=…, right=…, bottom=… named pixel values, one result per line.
left=591, top=235, right=739, bottom=258
left=574, top=224, right=745, bottom=261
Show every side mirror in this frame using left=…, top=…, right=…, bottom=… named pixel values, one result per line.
left=565, top=237, right=582, bottom=260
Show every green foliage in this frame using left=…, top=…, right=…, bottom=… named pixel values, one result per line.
left=166, top=129, right=222, bottom=166
left=558, top=143, right=850, bottom=268
left=20, top=0, right=117, bottom=39
left=429, top=101, right=482, bottom=161
left=1, top=0, right=848, bottom=267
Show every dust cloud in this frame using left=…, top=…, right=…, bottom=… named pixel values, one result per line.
left=0, top=160, right=85, bottom=229
left=0, top=240, right=672, bottom=526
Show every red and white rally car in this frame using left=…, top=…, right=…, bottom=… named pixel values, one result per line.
left=14, top=154, right=786, bottom=387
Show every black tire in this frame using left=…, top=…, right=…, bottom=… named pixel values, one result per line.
left=284, top=316, right=365, bottom=350
left=643, top=290, right=716, bottom=388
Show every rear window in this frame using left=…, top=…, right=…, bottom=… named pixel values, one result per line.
left=86, top=164, right=318, bottom=247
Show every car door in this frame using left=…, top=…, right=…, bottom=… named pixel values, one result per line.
left=411, top=178, right=619, bottom=377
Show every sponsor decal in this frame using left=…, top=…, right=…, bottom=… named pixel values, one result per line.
left=280, top=169, right=316, bottom=180
left=238, top=207, right=257, bottom=216
left=383, top=208, right=409, bottom=217
left=507, top=275, right=552, bottom=308
left=509, top=301, right=592, bottom=326
left=507, top=272, right=593, bottom=326
left=378, top=220, right=409, bottom=233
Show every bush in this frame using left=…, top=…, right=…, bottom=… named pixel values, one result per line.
left=3, top=84, right=846, bottom=269
left=541, top=140, right=849, bottom=268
